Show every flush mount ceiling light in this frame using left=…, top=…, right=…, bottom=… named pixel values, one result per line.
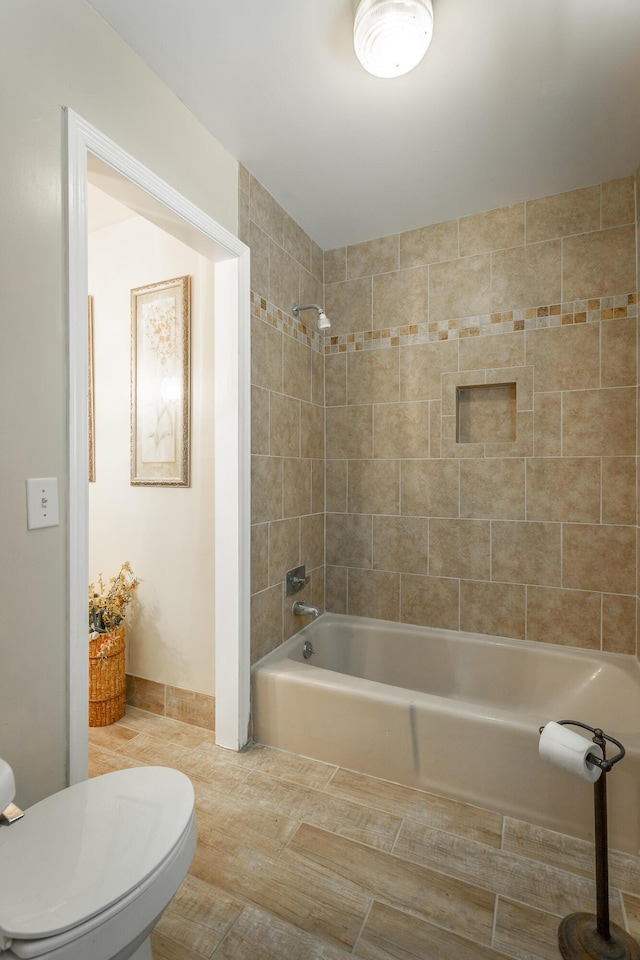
left=354, top=0, right=434, bottom=78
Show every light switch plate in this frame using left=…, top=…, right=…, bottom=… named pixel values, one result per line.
left=26, top=477, right=59, bottom=530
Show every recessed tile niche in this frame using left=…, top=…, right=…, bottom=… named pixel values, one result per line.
left=456, top=382, right=517, bottom=444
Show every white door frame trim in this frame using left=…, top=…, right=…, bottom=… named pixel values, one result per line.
left=66, top=109, right=251, bottom=782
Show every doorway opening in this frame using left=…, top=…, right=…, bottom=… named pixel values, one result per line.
left=67, top=110, right=250, bottom=782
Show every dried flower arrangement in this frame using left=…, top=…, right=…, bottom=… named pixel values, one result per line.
left=89, top=561, right=139, bottom=655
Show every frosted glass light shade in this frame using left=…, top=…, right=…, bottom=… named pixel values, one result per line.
left=354, top=0, right=433, bottom=78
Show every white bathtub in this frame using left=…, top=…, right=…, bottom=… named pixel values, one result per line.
left=251, top=613, right=640, bottom=854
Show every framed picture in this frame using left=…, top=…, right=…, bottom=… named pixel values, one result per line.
left=130, top=276, right=191, bottom=486
left=88, top=295, right=95, bottom=483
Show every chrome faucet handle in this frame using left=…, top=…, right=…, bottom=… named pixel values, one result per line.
left=291, top=574, right=310, bottom=589
left=286, top=564, right=311, bottom=596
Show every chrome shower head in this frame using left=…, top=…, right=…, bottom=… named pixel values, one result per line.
left=292, top=303, right=331, bottom=332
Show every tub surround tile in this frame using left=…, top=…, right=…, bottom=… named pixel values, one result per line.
left=251, top=315, right=283, bottom=392
left=401, top=459, right=459, bottom=518
left=251, top=584, right=284, bottom=663
left=269, top=392, right=300, bottom=458
left=301, top=513, right=325, bottom=572
left=400, top=574, right=459, bottom=631
left=311, top=458, right=325, bottom=515
left=347, top=569, right=400, bottom=621
left=348, top=459, right=400, bottom=516
left=282, top=458, right=312, bottom=519
left=563, top=387, right=636, bottom=458
left=399, top=218, right=459, bottom=269
left=562, top=523, right=636, bottom=595
left=459, top=331, right=525, bottom=371
left=562, top=225, right=636, bottom=301
left=429, top=518, right=491, bottom=581
left=460, top=459, right=525, bottom=520
left=491, top=521, right=561, bottom=587
left=325, top=277, right=373, bottom=337
left=601, top=176, right=636, bottom=229
left=491, top=241, right=561, bottom=312
left=300, top=401, right=324, bottom=459
left=268, top=518, right=300, bottom=588
left=348, top=235, right=399, bottom=280
left=526, top=458, right=601, bottom=523
left=601, top=316, right=637, bottom=387
left=347, top=347, right=399, bottom=405
left=602, top=593, right=636, bottom=654
left=373, top=266, right=428, bottom=331
left=326, top=405, right=373, bottom=460
left=400, top=338, right=459, bottom=401
left=526, top=586, right=601, bottom=649
left=283, top=334, right=312, bottom=402
left=249, top=175, right=285, bottom=245
left=325, top=564, right=348, bottom=613
left=526, top=323, right=600, bottom=392
left=533, top=393, right=562, bottom=458
left=326, top=459, right=348, bottom=513
left=269, top=240, right=299, bottom=315
left=459, top=203, right=525, bottom=258
left=325, top=353, right=347, bottom=406
left=460, top=580, right=526, bottom=640
left=251, top=385, right=270, bottom=455
left=324, top=247, right=347, bottom=285
left=373, top=402, right=429, bottom=459
left=373, top=516, right=428, bottom=574
left=326, top=512, right=373, bottom=569
left=525, top=185, right=601, bottom=243
left=429, top=254, right=492, bottom=321
left=252, top=456, right=283, bottom=524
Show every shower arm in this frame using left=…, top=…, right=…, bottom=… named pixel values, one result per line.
left=292, top=303, right=324, bottom=318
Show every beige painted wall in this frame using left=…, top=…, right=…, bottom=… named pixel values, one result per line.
left=0, top=0, right=237, bottom=806
left=89, top=212, right=215, bottom=696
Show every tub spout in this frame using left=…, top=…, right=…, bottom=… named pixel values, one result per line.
left=292, top=600, right=320, bottom=618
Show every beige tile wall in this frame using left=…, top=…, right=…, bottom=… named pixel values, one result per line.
left=242, top=170, right=638, bottom=663
left=239, top=167, right=326, bottom=664
left=324, top=176, right=638, bottom=654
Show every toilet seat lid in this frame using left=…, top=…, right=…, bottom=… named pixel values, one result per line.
left=0, top=766, right=195, bottom=941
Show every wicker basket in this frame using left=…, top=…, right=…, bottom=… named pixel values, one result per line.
left=89, top=625, right=126, bottom=727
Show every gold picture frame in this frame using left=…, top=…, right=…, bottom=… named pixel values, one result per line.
left=130, top=276, right=191, bottom=486
left=88, top=295, right=95, bottom=483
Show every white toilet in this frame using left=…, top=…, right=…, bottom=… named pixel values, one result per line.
left=0, top=758, right=197, bottom=960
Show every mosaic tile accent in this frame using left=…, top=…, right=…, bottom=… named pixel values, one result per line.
left=324, top=293, right=638, bottom=354
left=251, top=291, right=325, bottom=354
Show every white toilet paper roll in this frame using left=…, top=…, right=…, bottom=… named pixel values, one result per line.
left=539, top=721, right=603, bottom=782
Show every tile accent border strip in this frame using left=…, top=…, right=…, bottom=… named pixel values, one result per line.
left=324, top=293, right=638, bottom=354
left=251, top=291, right=325, bottom=353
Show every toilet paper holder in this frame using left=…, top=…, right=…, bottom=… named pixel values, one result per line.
left=538, top=719, right=639, bottom=960
left=538, top=719, right=625, bottom=773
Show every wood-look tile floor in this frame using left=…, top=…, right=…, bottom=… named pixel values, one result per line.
left=89, top=707, right=640, bottom=959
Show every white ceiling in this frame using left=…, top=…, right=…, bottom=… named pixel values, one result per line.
left=86, top=0, right=640, bottom=249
